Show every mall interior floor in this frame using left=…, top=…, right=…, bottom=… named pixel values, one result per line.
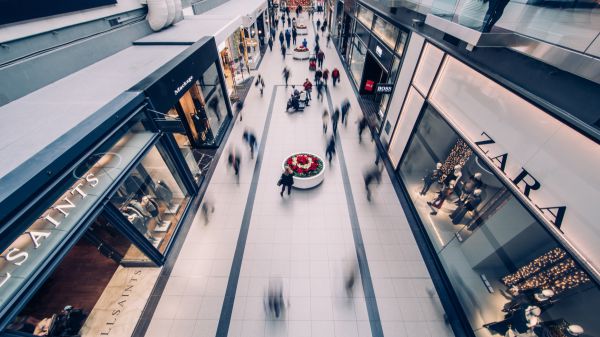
left=144, top=9, right=454, bottom=337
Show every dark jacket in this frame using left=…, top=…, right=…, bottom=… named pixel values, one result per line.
left=280, top=172, right=294, bottom=186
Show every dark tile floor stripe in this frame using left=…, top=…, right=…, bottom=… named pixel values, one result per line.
left=325, top=89, right=385, bottom=337
left=215, top=84, right=279, bottom=337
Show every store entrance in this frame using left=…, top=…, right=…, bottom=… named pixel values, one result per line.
left=7, top=214, right=159, bottom=337
left=359, top=52, right=388, bottom=125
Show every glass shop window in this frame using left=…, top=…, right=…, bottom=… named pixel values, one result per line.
left=111, top=145, right=190, bottom=254
left=350, top=38, right=367, bottom=86
left=356, top=5, right=374, bottom=28
left=372, top=16, right=399, bottom=50
left=395, top=31, right=408, bottom=56
left=354, top=20, right=370, bottom=45
left=6, top=214, right=158, bottom=337
left=398, top=106, right=600, bottom=337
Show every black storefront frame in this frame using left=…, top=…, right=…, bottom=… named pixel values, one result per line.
left=133, top=37, right=234, bottom=150
left=0, top=101, right=200, bottom=334
left=337, top=2, right=409, bottom=130
left=393, top=101, right=600, bottom=337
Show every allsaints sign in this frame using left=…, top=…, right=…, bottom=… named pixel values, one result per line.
left=0, top=173, right=100, bottom=289
left=475, top=132, right=567, bottom=230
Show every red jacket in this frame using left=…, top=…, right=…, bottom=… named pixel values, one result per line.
left=303, top=81, right=313, bottom=91
left=332, top=68, right=340, bottom=78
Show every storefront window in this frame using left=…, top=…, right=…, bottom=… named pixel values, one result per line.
left=354, top=21, right=370, bottom=45
left=356, top=5, right=374, bottom=28
left=396, top=30, right=408, bottom=55
left=110, top=145, right=189, bottom=253
left=7, top=215, right=159, bottom=337
left=372, top=16, right=399, bottom=50
left=168, top=64, right=230, bottom=148
left=350, top=38, right=367, bottom=86
left=399, top=106, right=600, bottom=337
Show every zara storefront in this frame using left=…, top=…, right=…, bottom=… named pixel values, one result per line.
left=386, top=40, right=600, bottom=337
left=0, top=93, right=200, bottom=337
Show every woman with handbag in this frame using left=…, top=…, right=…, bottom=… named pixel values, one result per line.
left=278, top=166, right=295, bottom=197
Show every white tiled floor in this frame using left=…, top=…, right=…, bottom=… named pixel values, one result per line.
left=145, top=8, right=453, bottom=337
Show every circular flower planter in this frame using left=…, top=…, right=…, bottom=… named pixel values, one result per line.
left=283, top=153, right=325, bottom=189
left=292, top=48, right=310, bottom=60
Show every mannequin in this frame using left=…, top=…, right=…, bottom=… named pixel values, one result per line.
left=142, top=196, right=160, bottom=221
left=450, top=189, right=482, bottom=224
left=428, top=180, right=455, bottom=215
left=129, top=199, right=150, bottom=218
left=154, top=180, right=173, bottom=204
left=458, top=172, right=482, bottom=202
left=443, top=165, right=463, bottom=188
left=420, top=162, right=442, bottom=196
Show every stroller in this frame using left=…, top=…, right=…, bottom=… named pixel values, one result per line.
left=309, top=57, right=316, bottom=71
left=286, top=91, right=309, bottom=112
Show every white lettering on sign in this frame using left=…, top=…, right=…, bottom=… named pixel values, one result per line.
left=0, top=173, right=100, bottom=289
left=174, top=76, right=194, bottom=96
left=375, top=45, right=383, bottom=57
left=100, top=270, right=143, bottom=336
left=474, top=132, right=567, bottom=229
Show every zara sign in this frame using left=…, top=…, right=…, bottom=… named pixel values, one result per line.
left=474, top=131, right=566, bottom=230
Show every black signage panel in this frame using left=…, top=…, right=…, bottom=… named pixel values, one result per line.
left=375, top=83, right=394, bottom=94
left=131, top=37, right=220, bottom=113
left=0, top=0, right=117, bottom=25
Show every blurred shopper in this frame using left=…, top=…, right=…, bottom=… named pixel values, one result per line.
left=332, top=67, right=340, bottom=86
left=322, top=109, right=329, bottom=133
left=243, top=129, right=258, bottom=159
left=341, top=99, right=350, bottom=126
left=325, top=135, right=336, bottom=164
left=332, top=108, right=340, bottom=136
left=278, top=166, right=295, bottom=197
left=364, top=165, right=382, bottom=202
left=227, top=147, right=241, bottom=182
left=200, top=199, right=215, bottom=225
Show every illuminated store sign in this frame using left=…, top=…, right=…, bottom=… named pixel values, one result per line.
left=0, top=173, right=99, bottom=290
left=475, top=131, right=566, bottom=229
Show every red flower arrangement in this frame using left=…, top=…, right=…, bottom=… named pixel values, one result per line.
left=294, top=45, right=309, bottom=52
left=285, top=153, right=324, bottom=178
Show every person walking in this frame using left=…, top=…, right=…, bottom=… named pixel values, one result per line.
left=282, top=67, right=290, bottom=87
left=285, top=29, right=291, bottom=49
left=274, top=18, right=279, bottom=30
left=303, top=78, right=313, bottom=100
left=279, top=31, right=284, bottom=46
left=316, top=80, right=324, bottom=102
left=314, top=33, right=320, bottom=46
left=243, top=129, right=258, bottom=159
left=321, top=21, right=327, bottom=36
left=292, top=27, right=298, bottom=45
left=287, top=16, right=291, bottom=27
left=281, top=44, right=287, bottom=59
left=259, top=78, right=265, bottom=96
left=279, top=167, right=294, bottom=197
left=227, top=148, right=241, bottom=181
left=316, top=18, right=321, bottom=31
left=341, top=99, right=350, bottom=126
left=364, top=166, right=382, bottom=202
left=322, top=68, right=329, bottom=87
left=322, top=109, right=329, bottom=133
left=314, top=68, right=323, bottom=85
left=332, top=67, right=340, bottom=86
left=326, top=33, right=331, bottom=47
left=332, top=108, right=340, bottom=136
left=325, top=135, right=336, bottom=164
left=200, top=199, right=215, bottom=225
left=302, top=38, right=308, bottom=48
left=268, top=36, right=273, bottom=51
left=357, top=116, right=368, bottom=143
left=316, top=50, right=325, bottom=68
